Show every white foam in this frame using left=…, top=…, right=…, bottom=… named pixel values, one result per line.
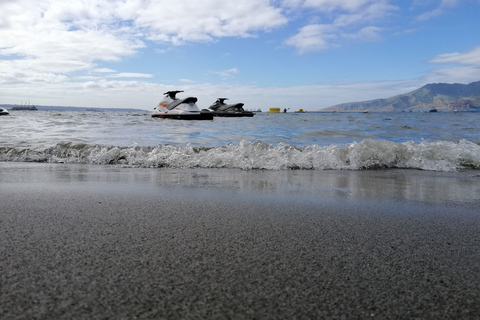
left=1, top=139, right=479, bottom=172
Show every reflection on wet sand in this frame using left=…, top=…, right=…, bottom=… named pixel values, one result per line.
left=151, top=168, right=480, bottom=205
left=3, top=163, right=477, bottom=206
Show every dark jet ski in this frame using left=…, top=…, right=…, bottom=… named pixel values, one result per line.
left=208, top=98, right=254, bottom=117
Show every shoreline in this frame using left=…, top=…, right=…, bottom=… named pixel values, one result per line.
left=1, top=163, right=480, bottom=319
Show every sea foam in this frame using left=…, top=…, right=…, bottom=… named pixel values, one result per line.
left=1, top=139, right=479, bottom=172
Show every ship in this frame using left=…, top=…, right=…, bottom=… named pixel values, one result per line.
left=11, top=105, right=38, bottom=111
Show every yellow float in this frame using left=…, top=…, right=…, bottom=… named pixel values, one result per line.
left=266, top=107, right=281, bottom=113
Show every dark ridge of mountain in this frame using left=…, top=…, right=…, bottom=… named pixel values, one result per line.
left=326, top=80, right=480, bottom=112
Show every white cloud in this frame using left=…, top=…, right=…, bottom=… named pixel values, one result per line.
left=212, top=68, right=240, bottom=77
left=0, top=58, right=92, bottom=75
left=429, top=46, right=480, bottom=65
left=284, top=24, right=335, bottom=53
left=422, top=66, right=480, bottom=85
left=342, top=26, right=382, bottom=41
left=0, top=0, right=141, bottom=57
left=109, top=73, right=154, bottom=78
left=0, top=69, right=68, bottom=86
left=82, top=79, right=150, bottom=90
left=425, top=46, right=480, bottom=84
left=94, top=68, right=116, bottom=73
left=283, top=0, right=374, bottom=12
left=333, top=1, right=397, bottom=26
left=0, top=0, right=144, bottom=80
left=284, top=0, right=397, bottom=53
left=0, top=0, right=290, bottom=105
left=417, top=0, right=459, bottom=21
left=133, top=0, right=287, bottom=44
left=0, top=0, right=286, bottom=77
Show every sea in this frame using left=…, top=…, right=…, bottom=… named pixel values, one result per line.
left=1, top=110, right=480, bottom=172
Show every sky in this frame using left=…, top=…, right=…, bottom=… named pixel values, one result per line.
left=1, top=0, right=480, bottom=111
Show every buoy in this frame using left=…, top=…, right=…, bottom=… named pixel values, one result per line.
left=266, top=107, right=281, bottom=113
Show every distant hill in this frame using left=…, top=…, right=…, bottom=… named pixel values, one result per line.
left=326, top=80, right=480, bottom=112
left=0, top=104, right=148, bottom=112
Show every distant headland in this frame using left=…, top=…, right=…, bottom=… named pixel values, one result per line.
left=325, top=80, right=480, bottom=112
left=0, top=104, right=148, bottom=112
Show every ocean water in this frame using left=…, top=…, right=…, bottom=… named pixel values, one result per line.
left=1, top=110, right=480, bottom=172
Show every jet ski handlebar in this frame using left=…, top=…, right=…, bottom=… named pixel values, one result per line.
left=164, top=90, right=184, bottom=99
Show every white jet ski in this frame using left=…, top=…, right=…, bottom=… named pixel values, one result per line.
left=208, top=98, right=254, bottom=117
left=152, top=91, right=213, bottom=120
left=0, top=107, right=9, bottom=116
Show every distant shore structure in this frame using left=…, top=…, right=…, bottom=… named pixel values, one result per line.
left=294, top=109, right=369, bottom=113
left=11, top=105, right=38, bottom=111
left=268, top=108, right=370, bottom=113
left=330, top=110, right=369, bottom=113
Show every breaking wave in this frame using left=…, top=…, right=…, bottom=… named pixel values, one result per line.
left=1, top=139, right=480, bottom=172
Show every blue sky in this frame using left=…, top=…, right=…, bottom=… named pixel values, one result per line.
left=1, top=0, right=479, bottom=111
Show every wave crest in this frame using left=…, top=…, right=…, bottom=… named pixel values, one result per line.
left=1, top=140, right=479, bottom=171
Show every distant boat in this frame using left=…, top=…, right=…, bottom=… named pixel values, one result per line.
left=429, top=108, right=438, bottom=112
left=11, top=105, right=38, bottom=111
left=0, top=107, right=9, bottom=115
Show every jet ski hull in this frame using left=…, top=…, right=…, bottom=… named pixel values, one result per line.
left=210, top=111, right=254, bottom=117
left=152, top=112, right=213, bottom=120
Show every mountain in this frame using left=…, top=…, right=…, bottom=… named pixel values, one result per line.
left=326, top=80, right=480, bottom=112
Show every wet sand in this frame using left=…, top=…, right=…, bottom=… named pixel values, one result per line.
left=1, top=163, right=480, bottom=319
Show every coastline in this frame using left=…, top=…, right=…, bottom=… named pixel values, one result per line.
left=1, top=162, right=480, bottom=319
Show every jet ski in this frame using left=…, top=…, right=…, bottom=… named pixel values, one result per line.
left=208, top=98, right=254, bottom=117
left=152, top=91, right=213, bottom=120
left=0, top=107, right=9, bottom=116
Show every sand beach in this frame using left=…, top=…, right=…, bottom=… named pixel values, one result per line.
left=1, top=162, right=480, bottom=319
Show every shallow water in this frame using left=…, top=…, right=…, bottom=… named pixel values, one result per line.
left=2, top=162, right=480, bottom=208
left=1, top=110, right=480, bottom=171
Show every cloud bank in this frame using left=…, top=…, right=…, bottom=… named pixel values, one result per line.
left=0, top=0, right=478, bottom=110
